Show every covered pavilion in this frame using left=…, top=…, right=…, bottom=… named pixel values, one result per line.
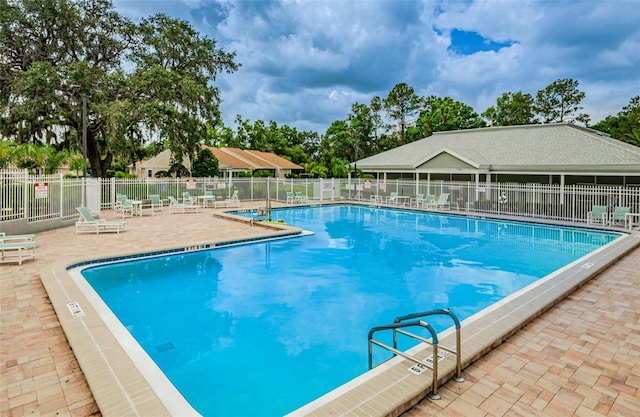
left=355, top=124, right=640, bottom=187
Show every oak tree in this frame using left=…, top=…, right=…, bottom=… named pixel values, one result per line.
left=1, top=0, right=238, bottom=177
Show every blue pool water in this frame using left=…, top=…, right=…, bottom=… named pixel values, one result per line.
left=82, top=205, right=620, bottom=416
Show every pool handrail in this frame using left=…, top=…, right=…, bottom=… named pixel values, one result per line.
left=368, top=319, right=443, bottom=399
left=393, top=308, right=464, bottom=383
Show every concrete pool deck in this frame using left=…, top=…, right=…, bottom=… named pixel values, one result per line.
left=1, top=203, right=639, bottom=416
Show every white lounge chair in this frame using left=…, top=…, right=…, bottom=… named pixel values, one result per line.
left=0, top=232, right=37, bottom=265
left=75, top=207, right=126, bottom=234
left=168, top=196, right=199, bottom=213
left=225, top=190, right=240, bottom=208
left=386, top=192, right=398, bottom=204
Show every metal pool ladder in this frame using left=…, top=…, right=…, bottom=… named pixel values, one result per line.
left=368, top=308, right=464, bottom=400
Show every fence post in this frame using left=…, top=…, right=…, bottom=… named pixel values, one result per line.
left=274, top=178, right=278, bottom=201
left=59, top=174, right=64, bottom=218
left=110, top=178, right=115, bottom=209
left=332, top=178, right=336, bottom=200
left=571, top=185, right=576, bottom=222
left=618, top=186, right=622, bottom=207
left=23, top=169, right=29, bottom=219
left=532, top=183, right=536, bottom=217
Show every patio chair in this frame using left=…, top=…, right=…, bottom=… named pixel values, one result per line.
left=429, top=193, right=450, bottom=210
left=225, top=190, right=240, bottom=208
left=386, top=192, right=398, bottom=204
left=286, top=191, right=296, bottom=204
left=75, top=207, right=126, bottom=234
left=609, top=206, right=629, bottom=226
left=168, top=196, right=199, bottom=213
left=116, top=193, right=127, bottom=206
left=182, top=191, right=196, bottom=206
left=115, top=198, right=134, bottom=218
left=0, top=232, right=37, bottom=265
left=295, top=191, right=308, bottom=203
left=421, top=194, right=436, bottom=208
left=410, top=194, right=424, bottom=207
left=149, top=194, right=164, bottom=211
left=587, top=205, right=608, bottom=225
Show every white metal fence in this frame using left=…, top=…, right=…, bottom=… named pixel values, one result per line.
left=0, top=170, right=83, bottom=222
left=359, top=178, right=640, bottom=223
left=2, top=170, right=639, bottom=228
left=98, top=176, right=325, bottom=211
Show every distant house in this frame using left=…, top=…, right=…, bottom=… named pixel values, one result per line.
left=355, top=123, right=640, bottom=186
left=134, top=147, right=303, bottom=178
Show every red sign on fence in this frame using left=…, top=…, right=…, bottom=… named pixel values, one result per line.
left=34, top=182, right=48, bottom=199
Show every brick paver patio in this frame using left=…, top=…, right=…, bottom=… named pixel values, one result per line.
left=1, top=206, right=638, bottom=416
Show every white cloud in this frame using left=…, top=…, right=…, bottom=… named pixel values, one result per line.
left=114, top=0, right=640, bottom=133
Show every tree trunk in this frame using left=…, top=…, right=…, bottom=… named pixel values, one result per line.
left=86, top=130, right=112, bottom=178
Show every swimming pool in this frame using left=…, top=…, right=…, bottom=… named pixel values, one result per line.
left=79, top=205, right=620, bottom=416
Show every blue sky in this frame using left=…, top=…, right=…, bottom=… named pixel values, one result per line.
left=113, top=0, right=640, bottom=133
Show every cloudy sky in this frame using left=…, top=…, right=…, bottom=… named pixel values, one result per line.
left=113, top=0, right=640, bottom=133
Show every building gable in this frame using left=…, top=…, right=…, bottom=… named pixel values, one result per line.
left=417, top=152, right=476, bottom=170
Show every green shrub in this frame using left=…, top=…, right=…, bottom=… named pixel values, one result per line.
left=114, top=171, right=136, bottom=178
left=253, top=170, right=272, bottom=177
